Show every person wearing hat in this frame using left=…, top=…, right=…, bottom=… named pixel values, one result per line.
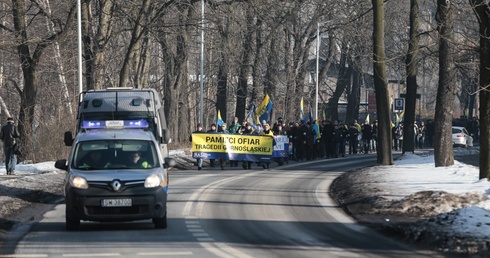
left=259, top=124, right=274, bottom=169
left=218, top=123, right=229, bottom=169
left=228, top=117, right=240, bottom=134
left=0, top=117, right=20, bottom=175
left=272, top=117, right=283, bottom=134
left=218, top=123, right=228, bottom=133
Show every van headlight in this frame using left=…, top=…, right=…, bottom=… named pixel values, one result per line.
left=145, top=174, right=163, bottom=188
left=69, top=175, right=88, bottom=189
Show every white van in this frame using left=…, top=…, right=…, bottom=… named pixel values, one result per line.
left=64, top=87, right=171, bottom=158
left=55, top=120, right=176, bottom=230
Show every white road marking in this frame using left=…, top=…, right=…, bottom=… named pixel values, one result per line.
left=136, top=252, right=193, bottom=256
left=192, top=233, right=209, bottom=237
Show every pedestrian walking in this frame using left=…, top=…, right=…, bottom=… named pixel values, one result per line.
left=0, top=117, right=20, bottom=175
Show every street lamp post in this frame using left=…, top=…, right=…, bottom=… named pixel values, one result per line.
left=77, top=0, right=83, bottom=94
left=199, top=0, right=204, bottom=124
left=315, top=22, right=320, bottom=120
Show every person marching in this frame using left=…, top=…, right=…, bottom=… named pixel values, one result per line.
left=0, top=117, right=20, bottom=175
left=218, top=123, right=229, bottom=170
left=207, top=124, right=218, bottom=167
left=260, top=124, right=274, bottom=169
left=242, top=123, right=257, bottom=169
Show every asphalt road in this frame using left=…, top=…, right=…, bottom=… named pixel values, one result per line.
left=1, top=155, right=442, bottom=258
left=455, top=152, right=479, bottom=167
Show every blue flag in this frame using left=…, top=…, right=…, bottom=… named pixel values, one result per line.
left=309, top=104, right=313, bottom=123
left=245, top=103, right=255, bottom=122
left=245, top=103, right=259, bottom=131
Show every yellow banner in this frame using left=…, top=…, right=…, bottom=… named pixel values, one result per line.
left=192, top=133, right=273, bottom=155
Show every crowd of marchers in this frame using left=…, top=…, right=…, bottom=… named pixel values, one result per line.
left=190, top=115, right=481, bottom=171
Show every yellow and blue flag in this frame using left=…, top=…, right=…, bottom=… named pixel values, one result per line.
left=255, top=94, right=273, bottom=124
left=217, top=110, right=224, bottom=126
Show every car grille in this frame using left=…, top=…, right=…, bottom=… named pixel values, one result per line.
left=86, top=205, right=149, bottom=216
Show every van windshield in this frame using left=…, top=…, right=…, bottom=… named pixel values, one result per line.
left=72, top=140, right=159, bottom=170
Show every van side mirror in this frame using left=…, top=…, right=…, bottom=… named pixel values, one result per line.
left=55, top=159, right=68, bottom=171
left=164, top=157, right=176, bottom=168
left=162, top=129, right=171, bottom=144
left=64, top=131, right=74, bottom=146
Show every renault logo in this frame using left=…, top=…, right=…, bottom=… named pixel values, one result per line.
left=111, top=180, right=122, bottom=191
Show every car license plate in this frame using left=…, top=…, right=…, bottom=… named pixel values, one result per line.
left=101, top=199, right=132, bottom=207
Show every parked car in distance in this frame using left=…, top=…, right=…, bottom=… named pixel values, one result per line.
left=452, top=126, right=473, bottom=147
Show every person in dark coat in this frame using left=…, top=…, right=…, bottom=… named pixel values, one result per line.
left=291, top=121, right=303, bottom=161
left=207, top=124, right=218, bottom=167
left=322, top=120, right=335, bottom=159
left=0, top=117, right=20, bottom=175
left=303, top=122, right=316, bottom=161
left=361, top=121, right=372, bottom=154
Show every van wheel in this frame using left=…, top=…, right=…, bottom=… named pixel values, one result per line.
left=153, top=214, right=167, bottom=229
left=65, top=207, right=80, bottom=231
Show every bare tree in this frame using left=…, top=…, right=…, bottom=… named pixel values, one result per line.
left=469, top=0, right=490, bottom=179
left=234, top=3, right=254, bottom=122
left=403, top=0, right=421, bottom=153
left=82, top=0, right=115, bottom=90
left=371, top=0, right=393, bottom=165
left=8, top=0, right=75, bottom=158
left=326, top=42, right=352, bottom=121
left=158, top=4, right=192, bottom=142
left=118, top=0, right=152, bottom=88
left=433, top=0, right=456, bottom=167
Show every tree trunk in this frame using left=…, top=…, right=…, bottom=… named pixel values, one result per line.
left=346, top=67, right=361, bottom=124
left=44, top=0, right=73, bottom=115
left=371, top=0, right=393, bottom=165
left=433, top=0, right=456, bottom=167
left=217, top=62, right=228, bottom=123
left=283, top=30, right=296, bottom=121
left=403, top=0, right=420, bottom=154
left=160, top=7, right=191, bottom=143
left=263, top=31, right=277, bottom=117
left=235, top=6, right=254, bottom=122
left=327, top=43, right=352, bottom=122
left=119, top=0, right=151, bottom=88
left=82, top=0, right=114, bottom=90
left=469, top=0, right=490, bottom=179
left=216, top=22, right=229, bottom=124
left=136, top=32, right=151, bottom=88
left=11, top=0, right=74, bottom=159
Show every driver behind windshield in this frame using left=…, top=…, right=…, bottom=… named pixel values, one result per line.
left=127, top=152, right=151, bottom=168
left=78, top=150, right=111, bottom=169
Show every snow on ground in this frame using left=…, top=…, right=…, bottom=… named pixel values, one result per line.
left=1, top=148, right=488, bottom=242
left=355, top=147, right=490, bottom=243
